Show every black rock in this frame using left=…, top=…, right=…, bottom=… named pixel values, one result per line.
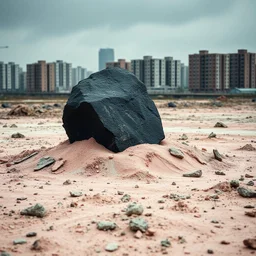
left=252, top=99, right=256, bottom=102
left=168, top=102, right=176, bottom=108
left=2, top=103, right=12, bottom=108
left=53, top=103, right=62, bottom=108
left=63, top=68, right=165, bottom=152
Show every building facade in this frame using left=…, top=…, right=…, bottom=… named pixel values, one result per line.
left=131, top=55, right=182, bottom=88
left=0, top=62, right=21, bottom=91
left=98, top=48, right=114, bottom=71
left=47, top=63, right=55, bottom=92
left=72, top=66, right=87, bottom=86
left=106, top=59, right=131, bottom=71
left=189, top=49, right=256, bottom=92
left=181, top=64, right=189, bottom=89
left=27, top=60, right=47, bottom=92
left=55, top=60, right=72, bottom=92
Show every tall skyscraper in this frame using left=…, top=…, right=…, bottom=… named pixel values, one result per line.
left=98, top=48, right=114, bottom=71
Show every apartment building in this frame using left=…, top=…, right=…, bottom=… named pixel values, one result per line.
left=0, top=62, right=20, bottom=91
left=47, top=63, right=55, bottom=92
left=131, top=56, right=168, bottom=88
left=106, top=59, right=131, bottom=71
left=181, top=64, right=189, bottom=89
left=55, top=60, right=72, bottom=92
left=27, top=61, right=47, bottom=92
left=189, top=49, right=256, bottom=92
left=72, top=66, right=87, bottom=86
left=131, top=59, right=144, bottom=82
left=0, top=62, right=6, bottom=91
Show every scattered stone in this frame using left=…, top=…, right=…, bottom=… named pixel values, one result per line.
left=245, top=174, right=254, bottom=178
left=170, top=193, right=191, bottom=201
left=161, top=239, right=171, bottom=247
left=245, top=211, right=256, bottom=217
left=13, top=239, right=27, bottom=245
left=213, top=149, right=222, bottom=161
left=230, top=180, right=239, bottom=188
left=20, top=203, right=46, bottom=218
left=97, top=221, right=116, bottom=231
left=63, top=179, right=71, bottom=185
left=146, top=228, right=156, bottom=236
left=237, top=187, right=256, bottom=198
left=215, top=171, right=226, bottom=176
left=243, top=238, right=256, bottom=250
left=105, top=242, right=119, bottom=252
left=31, top=239, right=43, bottom=251
left=121, top=194, right=131, bottom=202
left=172, top=182, right=176, bottom=185
left=14, top=152, right=38, bottom=164
left=183, top=170, right=202, bottom=178
left=11, top=132, right=25, bottom=139
left=207, top=249, right=214, bottom=254
left=70, top=202, right=78, bottom=207
left=220, top=240, right=230, bottom=245
left=26, top=232, right=37, bottom=237
left=129, top=217, right=148, bottom=232
left=244, top=205, right=255, bottom=209
left=178, top=236, right=186, bottom=244
left=69, top=191, right=82, bottom=197
left=169, top=147, right=184, bottom=159
left=17, top=197, right=27, bottom=201
left=51, top=159, right=66, bottom=172
left=214, top=122, right=227, bottom=128
left=10, top=124, right=18, bottom=128
left=2, top=103, right=12, bottom=108
left=247, top=180, right=254, bottom=186
left=34, top=156, right=55, bottom=171
left=0, top=252, right=11, bottom=256
left=168, top=102, right=176, bottom=108
left=208, top=132, right=216, bottom=138
left=125, top=202, right=144, bottom=216
left=179, top=134, right=188, bottom=140
left=117, top=191, right=124, bottom=195
left=135, top=184, right=139, bottom=188
left=134, top=230, right=143, bottom=239
left=239, top=175, right=245, bottom=181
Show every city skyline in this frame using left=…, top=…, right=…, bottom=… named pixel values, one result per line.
left=0, top=0, right=256, bottom=71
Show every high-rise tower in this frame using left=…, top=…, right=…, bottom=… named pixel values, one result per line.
left=98, top=48, right=114, bottom=71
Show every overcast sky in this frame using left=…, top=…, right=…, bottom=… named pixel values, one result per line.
left=0, top=0, right=255, bottom=71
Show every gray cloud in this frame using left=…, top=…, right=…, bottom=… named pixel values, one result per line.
left=0, top=0, right=239, bottom=36
left=0, top=0, right=255, bottom=71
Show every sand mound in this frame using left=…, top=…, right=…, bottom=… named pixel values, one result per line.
left=238, top=144, right=256, bottom=151
left=7, top=137, right=211, bottom=180
left=8, top=104, right=37, bottom=116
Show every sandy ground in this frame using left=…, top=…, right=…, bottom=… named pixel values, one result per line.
left=0, top=98, right=256, bottom=256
